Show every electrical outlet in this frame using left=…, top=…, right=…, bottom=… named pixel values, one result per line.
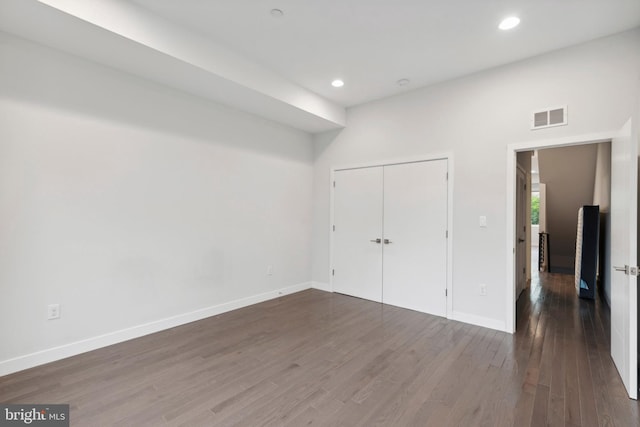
left=479, top=284, right=487, bottom=296
left=47, top=304, right=60, bottom=320
left=267, top=265, right=273, bottom=276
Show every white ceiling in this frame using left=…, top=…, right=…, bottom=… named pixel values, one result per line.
left=130, top=0, right=640, bottom=107
left=1, top=0, right=639, bottom=132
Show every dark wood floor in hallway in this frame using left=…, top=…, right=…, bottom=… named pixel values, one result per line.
left=1, top=272, right=639, bottom=426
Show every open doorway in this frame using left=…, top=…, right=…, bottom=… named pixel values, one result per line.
left=507, top=132, right=614, bottom=331
left=515, top=144, right=610, bottom=309
left=506, top=123, right=638, bottom=399
left=531, top=190, right=541, bottom=275
left=530, top=152, right=542, bottom=285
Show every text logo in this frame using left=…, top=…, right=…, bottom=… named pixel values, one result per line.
left=0, top=405, right=69, bottom=426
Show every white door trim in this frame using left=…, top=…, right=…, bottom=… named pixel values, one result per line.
left=505, top=131, right=615, bottom=333
left=515, top=165, right=527, bottom=301
left=329, top=152, right=454, bottom=319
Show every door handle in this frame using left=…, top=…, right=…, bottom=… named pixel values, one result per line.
left=518, top=238, right=525, bottom=243
left=384, top=239, right=392, bottom=244
left=614, top=265, right=629, bottom=274
left=370, top=238, right=381, bottom=243
left=615, top=265, right=640, bottom=276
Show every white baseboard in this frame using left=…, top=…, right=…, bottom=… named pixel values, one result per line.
left=450, top=311, right=507, bottom=332
left=311, top=281, right=332, bottom=292
left=0, top=282, right=312, bottom=377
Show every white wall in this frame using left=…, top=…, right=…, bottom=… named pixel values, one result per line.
left=593, top=142, right=612, bottom=211
left=539, top=183, right=547, bottom=233
left=538, top=144, right=599, bottom=273
left=312, top=29, right=640, bottom=330
left=0, top=33, right=313, bottom=371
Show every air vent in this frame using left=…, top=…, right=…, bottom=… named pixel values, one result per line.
left=531, top=106, right=567, bottom=130
left=534, top=111, right=548, bottom=127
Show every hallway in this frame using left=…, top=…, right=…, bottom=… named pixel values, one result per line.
left=515, top=269, right=639, bottom=425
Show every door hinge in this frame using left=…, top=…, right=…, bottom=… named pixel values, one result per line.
left=445, top=289, right=448, bottom=297
left=446, top=172, right=448, bottom=181
left=332, top=269, right=335, bottom=276
left=333, top=181, right=335, bottom=188
left=445, top=230, right=448, bottom=238
left=333, top=225, right=335, bottom=231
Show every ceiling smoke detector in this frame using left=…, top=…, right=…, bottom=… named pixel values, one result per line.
left=270, top=9, right=284, bottom=18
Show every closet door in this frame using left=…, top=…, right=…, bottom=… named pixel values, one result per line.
left=382, top=160, right=448, bottom=316
left=333, top=167, right=383, bottom=302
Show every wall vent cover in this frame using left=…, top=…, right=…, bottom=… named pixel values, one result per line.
left=531, top=106, right=567, bottom=130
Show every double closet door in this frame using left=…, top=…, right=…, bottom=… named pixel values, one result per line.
left=332, top=159, right=448, bottom=316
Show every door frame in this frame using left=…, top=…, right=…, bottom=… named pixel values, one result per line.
left=506, top=130, right=616, bottom=334
left=330, top=152, right=454, bottom=318
left=515, top=165, right=527, bottom=300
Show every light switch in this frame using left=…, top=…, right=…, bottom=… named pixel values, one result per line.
left=479, top=216, right=487, bottom=228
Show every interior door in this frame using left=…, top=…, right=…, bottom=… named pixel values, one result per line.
left=610, top=118, right=638, bottom=399
left=333, top=167, right=383, bottom=302
left=516, top=167, right=527, bottom=299
left=382, top=160, right=448, bottom=316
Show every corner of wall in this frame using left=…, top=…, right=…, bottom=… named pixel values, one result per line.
left=311, top=281, right=332, bottom=293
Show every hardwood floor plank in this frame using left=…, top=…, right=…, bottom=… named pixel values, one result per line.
left=565, top=333, right=583, bottom=425
left=547, top=279, right=568, bottom=427
left=530, top=384, right=550, bottom=427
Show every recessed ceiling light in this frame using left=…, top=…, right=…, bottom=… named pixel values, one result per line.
left=270, top=8, right=284, bottom=18
left=397, top=78, right=410, bottom=87
left=331, top=79, right=344, bottom=88
left=499, top=16, right=520, bottom=30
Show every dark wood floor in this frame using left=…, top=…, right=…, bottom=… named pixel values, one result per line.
left=1, top=272, right=639, bottom=426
